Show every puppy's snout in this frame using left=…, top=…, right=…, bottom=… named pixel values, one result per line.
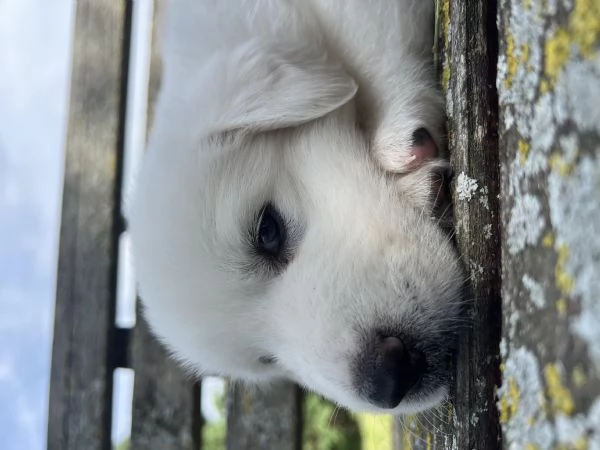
left=363, top=335, right=427, bottom=409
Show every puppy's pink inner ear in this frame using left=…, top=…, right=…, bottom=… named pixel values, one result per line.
left=406, top=128, right=438, bottom=171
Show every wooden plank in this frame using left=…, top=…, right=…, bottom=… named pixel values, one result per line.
left=496, top=1, right=600, bottom=448
left=395, top=0, right=502, bottom=448
left=130, top=306, right=201, bottom=449
left=226, top=381, right=302, bottom=450
left=47, top=1, right=132, bottom=449
left=129, top=1, right=201, bottom=448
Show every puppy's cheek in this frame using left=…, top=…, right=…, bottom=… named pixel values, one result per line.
left=394, top=162, right=451, bottom=213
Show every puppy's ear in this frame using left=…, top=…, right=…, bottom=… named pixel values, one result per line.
left=206, top=39, right=358, bottom=132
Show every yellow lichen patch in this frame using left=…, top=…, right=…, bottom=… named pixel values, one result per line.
left=503, top=35, right=532, bottom=89
left=442, top=64, right=451, bottom=92
left=499, top=395, right=510, bottom=424
left=545, top=28, right=571, bottom=85
left=426, top=433, right=432, bottom=450
left=439, top=0, right=451, bottom=92
left=557, top=438, right=591, bottom=450
left=542, top=0, right=600, bottom=91
left=544, top=363, right=575, bottom=415
left=505, top=32, right=518, bottom=88
left=543, top=232, right=555, bottom=248
left=527, top=416, right=536, bottom=426
left=570, top=0, right=600, bottom=58
left=518, top=139, right=531, bottom=165
left=571, top=366, right=588, bottom=388
left=556, top=298, right=568, bottom=316
left=574, top=437, right=590, bottom=450
left=550, top=151, right=577, bottom=177
left=500, top=376, right=521, bottom=423
left=555, top=244, right=575, bottom=296
left=509, top=376, right=521, bottom=407
left=441, top=0, right=450, bottom=42
left=521, top=43, right=531, bottom=69
left=525, top=444, right=540, bottom=450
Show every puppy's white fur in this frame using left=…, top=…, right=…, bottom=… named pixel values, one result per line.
left=128, top=0, right=464, bottom=414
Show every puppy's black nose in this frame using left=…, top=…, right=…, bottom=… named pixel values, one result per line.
left=367, top=336, right=427, bottom=409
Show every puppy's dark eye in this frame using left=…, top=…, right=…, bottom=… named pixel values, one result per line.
left=256, top=204, right=285, bottom=256
left=259, top=355, right=277, bottom=365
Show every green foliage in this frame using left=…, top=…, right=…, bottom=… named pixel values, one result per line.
left=199, top=389, right=392, bottom=450
left=202, top=385, right=227, bottom=450
left=302, top=393, right=361, bottom=450
left=115, top=440, right=129, bottom=450
left=203, top=418, right=226, bottom=450
left=118, top=390, right=392, bottom=450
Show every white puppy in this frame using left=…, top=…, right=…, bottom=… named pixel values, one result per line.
left=128, top=0, right=465, bottom=414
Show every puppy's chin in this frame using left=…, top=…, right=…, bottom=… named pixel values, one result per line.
left=315, top=382, right=449, bottom=415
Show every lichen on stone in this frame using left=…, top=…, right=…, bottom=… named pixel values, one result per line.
left=499, top=1, right=600, bottom=448
left=506, top=193, right=546, bottom=255
left=497, top=347, right=554, bottom=449
left=522, top=274, right=546, bottom=309
left=455, top=172, right=479, bottom=201
left=548, top=155, right=600, bottom=370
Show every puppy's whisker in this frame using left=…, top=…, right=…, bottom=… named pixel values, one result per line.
left=421, top=410, right=445, bottom=436
left=328, top=405, right=341, bottom=426
left=399, top=416, right=427, bottom=444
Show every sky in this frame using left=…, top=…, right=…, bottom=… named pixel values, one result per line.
left=0, top=1, right=73, bottom=449
left=0, top=2, right=223, bottom=448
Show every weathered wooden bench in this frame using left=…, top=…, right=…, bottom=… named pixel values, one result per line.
left=47, top=1, right=600, bottom=449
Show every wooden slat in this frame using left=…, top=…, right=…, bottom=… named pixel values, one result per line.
left=496, top=1, right=600, bottom=448
left=395, top=0, right=502, bottom=448
left=47, top=1, right=132, bottom=449
left=130, top=306, right=201, bottom=449
left=442, top=0, right=502, bottom=447
left=226, top=381, right=302, bottom=450
left=129, top=1, right=201, bottom=448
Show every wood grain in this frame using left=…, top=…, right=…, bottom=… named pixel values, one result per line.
left=47, top=1, right=131, bottom=448
left=395, top=0, right=502, bottom=448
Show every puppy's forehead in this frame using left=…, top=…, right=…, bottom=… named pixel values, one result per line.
left=207, top=133, right=306, bottom=205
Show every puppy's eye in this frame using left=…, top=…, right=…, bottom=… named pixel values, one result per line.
left=259, top=355, right=277, bottom=365
left=256, top=204, right=285, bottom=256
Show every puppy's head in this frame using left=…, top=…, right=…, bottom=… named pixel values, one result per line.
left=128, top=39, right=464, bottom=414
